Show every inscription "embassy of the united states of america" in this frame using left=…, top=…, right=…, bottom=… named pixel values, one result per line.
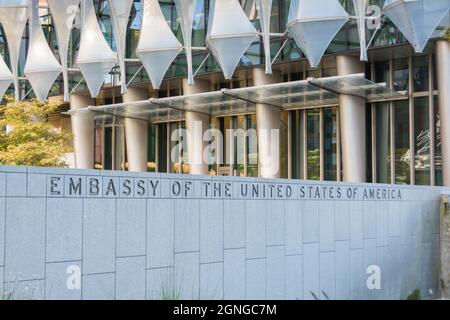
left=48, top=175, right=403, bottom=201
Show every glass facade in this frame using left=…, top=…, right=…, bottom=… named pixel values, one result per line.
left=370, top=54, right=441, bottom=186
left=290, top=107, right=340, bottom=182
left=94, top=118, right=127, bottom=171
left=2, top=1, right=445, bottom=187
left=1, top=0, right=440, bottom=99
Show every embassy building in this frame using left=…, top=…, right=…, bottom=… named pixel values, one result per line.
left=0, top=0, right=449, bottom=187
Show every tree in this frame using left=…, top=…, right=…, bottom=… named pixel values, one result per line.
left=0, top=97, right=73, bottom=167
left=445, top=25, right=450, bottom=40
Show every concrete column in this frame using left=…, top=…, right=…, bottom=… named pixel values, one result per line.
left=70, top=94, right=95, bottom=169
left=183, top=79, right=210, bottom=175
left=123, top=87, right=149, bottom=172
left=336, top=55, right=367, bottom=183
left=436, top=40, right=450, bottom=186
left=253, top=67, right=281, bottom=179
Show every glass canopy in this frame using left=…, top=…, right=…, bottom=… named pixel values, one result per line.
left=86, top=74, right=406, bottom=123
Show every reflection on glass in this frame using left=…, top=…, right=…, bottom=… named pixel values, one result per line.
left=375, top=61, right=390, bottom=86
left=180, top=122, right=189, bottom=174
left=414, top=97, right=431, bottom=185
left=307, top=110, right=320, bottom=180
left=148, top=125, right=156, bottom=172
left=210, top=115, right=258, bottom=177
left=280, top=111, right=289, bottom=179
left=435, top=96, right=442, bottom=186
left=324, top=108, right=337, bottom=181
left=94, top=126, right=103, bottom=170
left=290, top=110, right=304, bottom=179
left=115, top=126, right=126, bottom=171
left=393, top=58, right=409, bottom=91
left=247, top=114, right=259, bottom=177
left=394, top=101, right=410, bottom=184
left=234, top=116, right=246, bottom=177
left=376, top=103, right=391, bottom=183
left=170, top=122, right=181, bottom=173
left=158, top=123, right=168, bottom=173
left=104, top=126, right=113, bottom=171
left=413, top=55, right=429, bottom=92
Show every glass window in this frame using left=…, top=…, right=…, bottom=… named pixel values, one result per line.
left=307, top=109, right=320, bottom=180
left=233, top=116, right=246, bottom=177
left=375, top=61, right=390, bottom=86
left=114, top=126, right=126, bottom=171
left=323, top=108, right=337, bottom=181
left=169, top=122, right=181, bottom=173
left=247, top=114, right=259, bottom=177
left=376, top=103, right=391, bottom=183
left=435, top=96, right=442, bottom=186
left=104, top=126, right=113, bottom=171
left=413, top=55, right=429, bottom=92
left=180, top=122, right=189, bottom=174
left=280, top=111, right=289, bottom=179
left=290, top=110, right=305, bottom=180
left=394, top=101, right=410, bottom=184
left=148, top=125, right=156, bottom=172
left=414, top=97, right=431, bottom=185
left=393, top=58, right=409, bottom=91
left=94, top=126, right=103, bottom=170
left=158, top=123, right=168, bottom=173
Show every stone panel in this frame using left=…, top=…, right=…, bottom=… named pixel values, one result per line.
left=117, top=199, right=146, bottom=257
left=45, top=261, right=82, bottom=300
left=82, top=273, right=115, bottom=300
left=200, top=200, right=224, bottom=263
left=46, top=198, right=83, bottom=262
left=224, top=200, right=245, bottom=249
left=82, top=199, right=116, bottom=275
left=224, top=249, right=245, bottom=300
left=5, top=198, right=46, bottom=281
left=116, top=256, right=146, bottom=300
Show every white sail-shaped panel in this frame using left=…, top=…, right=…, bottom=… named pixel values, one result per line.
left=353, top=0, right=367, bottom=61
left=206, top=0, right=259, bottom=79
left=77, top=0, right=118, bottom=98
left=137, top=0, right=182, bottom=90
left=287, top=0, right=349, bottom=68
left=47, top=0, right=81, bottom=102
left=108, top=0, right=133, bottom=94
left=0, top=0, right=28, bottom=100
left=174, top=0, right=197, bottom=86
left=256, top=0, right=273, bottom=74
left=0, top=53, right=12, bottom=100
left=24, top=0, right=62, bottom=101
left=384, top=0, right=450, bottom=53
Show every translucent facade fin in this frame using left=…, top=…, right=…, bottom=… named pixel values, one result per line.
left=47, top=0, right=80, bottom=102
left=383, top=0, right=450, bottom=53
left=76, top=0, right=118, bottom=98
left=24, top=0, right=62, bottom=101
left=255, top=0, right=273, bottom=74
left=0, top=0, right=28, bottom=100
left=206, top=0, right=259, bottom=79
left=287, top=0, right=349, bottom=68
left=174, top=0, right=197, bottom=86
left=0, top=53, right=13, bottom=101
left=136, top=0, right=183, bottom=90
left=353, top=0, right=367, bottom=61
left=108, top=0, right=133, bottom=94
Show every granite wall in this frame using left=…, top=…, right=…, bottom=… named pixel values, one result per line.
left=0, top=166, right=444, bottom=300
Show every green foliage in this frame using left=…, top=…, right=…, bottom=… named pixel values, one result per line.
left=307, top=149, right=320, bottom=181
left=445, top=25, right=450, bottom=40
left=0, top=97, right=73, bottom=168
left=160, top=282, right=181, bottom=300
left=406, top=289, right=421, bottom=300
